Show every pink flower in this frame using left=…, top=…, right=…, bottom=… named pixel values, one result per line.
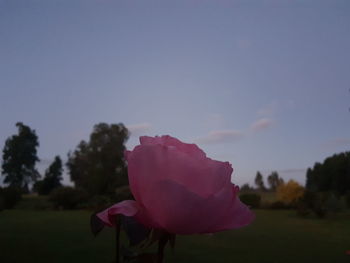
left=97, top=135, right=255, bottom=235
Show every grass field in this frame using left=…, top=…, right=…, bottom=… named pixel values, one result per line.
left=1, top=209, right=350, bottom=263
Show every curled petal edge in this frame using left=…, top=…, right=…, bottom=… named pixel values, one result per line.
left=96, top=200, right=139, bottom=227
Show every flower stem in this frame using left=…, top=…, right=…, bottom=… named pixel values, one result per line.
left=115, top=216, right=121, bottom=263
left=157, top=233, right=168, bottom=263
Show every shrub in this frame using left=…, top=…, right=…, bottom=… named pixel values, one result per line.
left=276, top=180, right=304, bottom=206
left=301, top=191, right=327, bottom=218
left=239, top=193, right=261, bottom=208
left=325, top=193, right=344, bottom=213
left=296, top=191, right=343, bottom=218
left=49, top=187, right=88, bottom=209
left=0, top=187, right=22, bottom=209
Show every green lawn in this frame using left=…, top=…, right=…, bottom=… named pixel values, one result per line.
left=1, top=209, right=350, bottom=263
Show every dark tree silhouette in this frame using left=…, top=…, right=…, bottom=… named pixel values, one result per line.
left=305, top=152, right=350, bottom=195
left=240, top=183, right=254, bottom=192
left=254, top=171, right=266, bottom=191
left=1, top=122, right=40, bottom=189
left=67, top=123, right=129, bottom=196
left=34, top=156, right=63, bottom=195
left=267, top=171, right=284, bottom=191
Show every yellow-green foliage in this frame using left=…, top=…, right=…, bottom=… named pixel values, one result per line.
left=277, top=180, right=304, bottom=204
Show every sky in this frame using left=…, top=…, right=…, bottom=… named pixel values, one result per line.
left=1, top=0, right=350, bottom=187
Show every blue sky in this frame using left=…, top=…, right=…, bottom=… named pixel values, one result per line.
left=1, top=0, right=350, bottom=186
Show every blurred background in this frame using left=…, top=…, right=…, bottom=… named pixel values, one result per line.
left=1, top=0, right=350, bottom=262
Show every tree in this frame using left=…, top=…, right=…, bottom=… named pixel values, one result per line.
left=277, top=180, right=304, bottom=204
left=305, top=168, right=315, bottom=191
left=1, top=122, right=40, bottom=189
left=267, top=171, right=284, bottom=191
left=34, top=156, right=63, bottom=195
left=254, top=171, right=266, bottom=191
left=67, top=123, right=129, bottom=197
left=305, top=152, right=350, bottom=195
left=240, top=183, right=254, bottom=192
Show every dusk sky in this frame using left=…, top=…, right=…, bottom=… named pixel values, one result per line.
left=1, top=0, right=350, bottom=186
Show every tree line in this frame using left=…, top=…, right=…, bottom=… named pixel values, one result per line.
left=241, top=171, right=284, bottom=192
left=306, top=152, right=350, bottom=196
left=2, top=122, right=349, bottom=205
left=242, top=151, right=350, bottom=197
left=239, top=152, right=350, bottom=217
left=1, top=122, right=129, bottom=199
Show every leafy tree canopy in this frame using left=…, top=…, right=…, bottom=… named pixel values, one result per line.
left=254, top=171, right=266, bottom=191
left=67, top=123, right=129, bottom=197
left=1, top=122, right=40, bottom=189
left=267, top=171, right=284, bottom=191
left=306, top=152, right=350, bottom=195
left=34, top=156, right=63, bottom=195
left=277, top=180, right=304, bottom=204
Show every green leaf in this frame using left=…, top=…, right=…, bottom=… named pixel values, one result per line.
left=90, top=213, right=105, bottom=236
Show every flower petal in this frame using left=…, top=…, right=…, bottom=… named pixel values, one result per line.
left=139, top=135, right=206, bottom=159
left=208, top=186, right=255, bottom=232
left=140, top=180, right=233, bottom=234
left=127, top=143, right=232, bottom=199
left=97, top=200, right=139, bottom=227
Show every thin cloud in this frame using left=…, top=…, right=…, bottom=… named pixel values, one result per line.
left=251, top=118, right=274, bottom=132
left=126, top=123, right=152, bottom=136
left=195, top=129, right=243, bottom=144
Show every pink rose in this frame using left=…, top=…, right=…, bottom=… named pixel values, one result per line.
left=97, top=135, right=255, bottom=235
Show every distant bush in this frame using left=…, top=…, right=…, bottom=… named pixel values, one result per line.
left=276, top=180, right=304, bottom=206
left=0, top=187, right=22, bottom=209
left=240, top=193, right=261, bottom=208
left=300, top=191, right=327, bottom=218
left=325, top=193, right=345, bottom=213
left=49, top=187, right=88, bottom=209
left=296, top=191, right=345, bottom=218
